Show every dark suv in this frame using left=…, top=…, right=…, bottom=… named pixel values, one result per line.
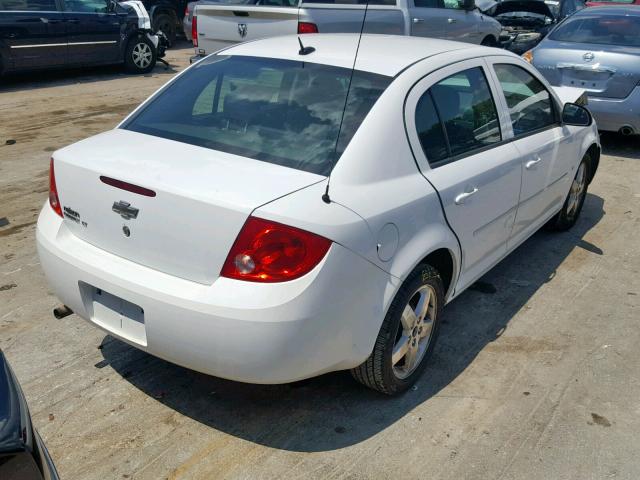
left=0, top=0, right=161, bottom=76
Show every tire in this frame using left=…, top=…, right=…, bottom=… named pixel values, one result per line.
left=153, top=12, right=176, bottom=47
left=481, top=35, right=497, bottom=47
left=351, top=264, right=444, bottom=395
left=546, top=154, right=590, bottom=231
left=124, top=34, right=157, bottom=74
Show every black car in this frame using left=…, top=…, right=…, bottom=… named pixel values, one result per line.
left=0, top=350, right=59, bottom=480
left=0, top=0, right=162, bottom=76
left=492, top=0, right=585, bottom=54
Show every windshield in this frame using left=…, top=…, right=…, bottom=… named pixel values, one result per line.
left=549, top=15, right=640, bottom=46
left=123, top=56, right=391, bottom=176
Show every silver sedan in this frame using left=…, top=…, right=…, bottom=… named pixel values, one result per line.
left=524, top=6, right=640, bottom=136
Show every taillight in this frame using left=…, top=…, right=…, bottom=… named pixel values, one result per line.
left=49, top=158, right=63, bottom=218
left=192, top=15, right=198, bottom=47
left=297, top=22, right=318, bottom=34
left=221, top=217, right=331, bottom=283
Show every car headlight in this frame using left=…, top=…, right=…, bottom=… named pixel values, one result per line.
left=515, top=32, right=541, bottom=42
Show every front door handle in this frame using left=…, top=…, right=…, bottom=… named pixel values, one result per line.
left=525, top=156, right=542, bottom=170
left=455, top=187, right=479, bottom=205
left=412, top=17, right=425, bottom=23
left=447, top=18, right=457, bottom=23
left=66, top=18, right=80, bottom=23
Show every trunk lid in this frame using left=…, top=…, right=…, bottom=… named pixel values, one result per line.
left=534, top=42, right=640, bottom=99
left=196, top=5, right=299, bottom=54
left=53, top=129, right=323, bottom=284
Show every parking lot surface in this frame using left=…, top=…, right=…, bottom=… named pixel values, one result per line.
left=1, top=42, right=639, bottom=480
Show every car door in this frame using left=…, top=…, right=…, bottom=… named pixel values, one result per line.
left=0, top=0, right=67, bottom=70
left=487, top=60, right=573, bottom=249
left=408, top=0, right=447, bottom=39
left=441, top=0, right=481, bottom=43
left=62, top=0, right=122, bottom=65
left=404, top=59, right=522, bottom=291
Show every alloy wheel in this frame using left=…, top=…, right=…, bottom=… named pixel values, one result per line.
left=132, top=43, right=153, bottom=69
left=392, top=284, right=437, bottom=379
left=567, top=162, right=587, bottom=217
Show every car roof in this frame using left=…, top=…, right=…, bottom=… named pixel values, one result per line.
left=220, top=34, right=512, bottom=77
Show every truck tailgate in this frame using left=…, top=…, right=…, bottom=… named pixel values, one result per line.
left=195, top=5, right=299, bottom=54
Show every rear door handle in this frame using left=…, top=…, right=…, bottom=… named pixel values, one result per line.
left=66, top=18, right=80, bottom=23
left=455, top=187, right=479, bottom=205
left=447, top=18, right=457, bottom=23
left=525, top=156, right=542, bottom=169
left=412, top=17, right=425, bottom=23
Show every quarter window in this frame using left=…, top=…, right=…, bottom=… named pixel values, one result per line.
left=494, top=64, right=555, bottom=136
left=415, top=67, right=501, bottom=164
left=415, top=93, right=448, bottom=163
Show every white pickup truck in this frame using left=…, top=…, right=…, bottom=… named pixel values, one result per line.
left=192, top=0, right=501, bottom=58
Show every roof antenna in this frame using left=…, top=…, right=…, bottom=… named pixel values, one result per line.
left=321, top=0, right=370, bottom=205
left=322, top=183, right=331, bottom=204
left=298, top=37, right=315, bottom=56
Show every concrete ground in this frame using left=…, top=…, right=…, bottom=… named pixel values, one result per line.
left=1, top=41, right=639, bottom=480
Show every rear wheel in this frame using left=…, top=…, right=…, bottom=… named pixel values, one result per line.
left=153, top=12, right=176, bottom=46
left=351, top=264, right=444, bottom=395
left=546, top=155, right=590, bottom=231
left=124, top=35, right=157, bottom=74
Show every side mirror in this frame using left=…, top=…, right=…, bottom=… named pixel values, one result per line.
left=107, top=0, right=117, bottom=12
left=458, top=0, right=475, bottom=10
left=562, top=103, right=592, bottom=127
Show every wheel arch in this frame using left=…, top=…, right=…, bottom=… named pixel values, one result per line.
left=481, top=34, right=497, bottom=47
left=150, top=5, right=178, bottom=23
left=585, top=143, right=600, bottom=184
left=388, top=226, right=461, bottom=304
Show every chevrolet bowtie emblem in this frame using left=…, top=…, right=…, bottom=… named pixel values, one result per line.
left=112, top=201, right=139, bottom=220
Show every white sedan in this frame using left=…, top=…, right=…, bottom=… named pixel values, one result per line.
left=37, top=34, right=599, bottom=394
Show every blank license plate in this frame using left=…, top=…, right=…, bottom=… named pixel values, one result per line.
left=91, top=287, right=147, bottom=346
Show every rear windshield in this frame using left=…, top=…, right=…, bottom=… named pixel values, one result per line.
left=123, top=55, right=391, bottom=176
left=549, top=15, right=640, bottom=46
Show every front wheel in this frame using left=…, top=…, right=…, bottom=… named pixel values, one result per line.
left=546, top=155, right=590, bottom=231
left=481, top=35, right=497, bottom=47
left=124, top=35, right=157, bottom=74
left=351, top=264, right=444, bottom=395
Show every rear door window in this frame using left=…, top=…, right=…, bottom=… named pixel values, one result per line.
left=493, top=64, right=556, bottom=137
left=302, top=0, right=396, bottom=4
left=63, top=0, right=109, bottom=12
left=0, top=0, right=57, bottom=10
left=124, top=56, right=390, bottom=176
left=415, top=67, right=501, bottom=164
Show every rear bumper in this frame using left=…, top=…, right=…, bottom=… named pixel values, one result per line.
left=36, top=204, right=390, bottom=384
left=587, top=87, right=640, bottom=134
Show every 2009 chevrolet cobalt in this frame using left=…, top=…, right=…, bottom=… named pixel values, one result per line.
left=37, top=34, right=600, bottom=394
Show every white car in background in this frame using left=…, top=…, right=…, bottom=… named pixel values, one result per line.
left=37, top=34, right=599, bottom=394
